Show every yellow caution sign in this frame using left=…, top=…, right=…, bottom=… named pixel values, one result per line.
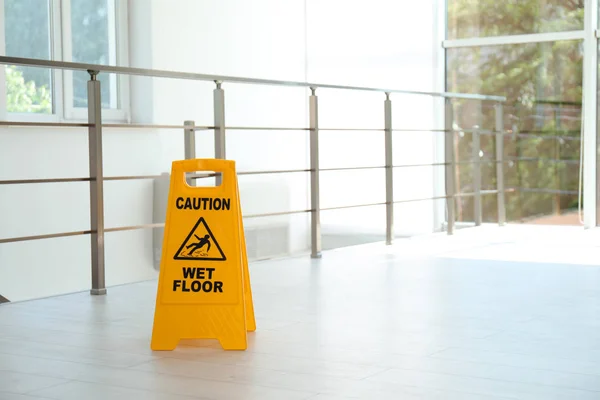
left=151, top=159, right=255, bottom=351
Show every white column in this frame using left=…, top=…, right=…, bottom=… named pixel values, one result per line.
left=432, top=0, right=447, bottom=232
left=583, top=0, right=598, bottom=228
left=0, top=2, right=6, bottom=120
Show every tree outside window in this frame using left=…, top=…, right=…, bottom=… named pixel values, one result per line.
left=447, top=0, right=584, bottom=224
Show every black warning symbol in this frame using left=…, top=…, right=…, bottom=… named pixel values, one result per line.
left=173, top=217, right=226, bottom=261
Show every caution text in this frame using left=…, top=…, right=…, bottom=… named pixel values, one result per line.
left=176, top=197, right=231, bottom=211
left=173, top=267, right=223, bottom=293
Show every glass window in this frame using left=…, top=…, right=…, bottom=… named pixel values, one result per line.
left=4, top=0, right=53, bottom=114
left=446, top=40, right=583, bottom=223
left=447, top=0, right=584, bottom=40
left=70, top=0, right=117, bottom=109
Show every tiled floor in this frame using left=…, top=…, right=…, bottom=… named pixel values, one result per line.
left=1, top=226, right=600, bottom=399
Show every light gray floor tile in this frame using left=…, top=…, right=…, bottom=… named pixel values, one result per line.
left=132, top=357, right=520, bottom=400
left=367, top=368, right=600, bottom=400
left=134, top=352, right=387, bottom=380
left=432, top=347, right=600, bottom=377
left=0, top=394, right=54, bottom=400
left=0, top=353, right=313, bottom=400
left=30, top=381, right=209, bottom=400
left=0, top=371, right=68, bottom=395
left=373, top=352, right=600, bottom=392
left=304, top=396, right=354, bottom=400
left=0, top=338, right=157, bottom=368
left=1, top=240, right=599, bottom=400
left=306, top=393, right=509, bottom=400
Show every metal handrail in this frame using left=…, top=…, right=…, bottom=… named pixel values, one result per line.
left=0, top=189, right=520, bottom=245
left=0, top=56, right=582, bottom=299
left=225, top=126, right=309, bottom=131
left=0, top=120, right=584, bottom=146
left=103, top=123, right=211, bottom=130
left=0, top=121, right=89, bottom=128
left=3, top=156, right=581, bottom=187
left=0, top=56, right=506, bottom=102
left=0, top=55, right=512, bottom=298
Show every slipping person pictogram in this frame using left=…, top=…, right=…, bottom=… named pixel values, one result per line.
left=187, top=234, right=211, bottom=255
left=173, top=217, right=226, bottom=261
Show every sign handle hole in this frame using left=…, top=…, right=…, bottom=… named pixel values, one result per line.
left=185, top=171, right=223, bottom=187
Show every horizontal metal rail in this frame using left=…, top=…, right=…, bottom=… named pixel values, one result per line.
left=0, top=230, right=92, bottom=244
left=2, top=156, right=584, bottom=186
left=0, top=55, right=507, bottom=102
left=393, top=129, right=448, bottom=132
left=105, top=223, right=165, bottom=233
left=395, top=195, right=450, bottom=204
left=395, top=163, right=447, bottom=168
left=104, top=124, right=213, bottom=130
left=456, top=189, right=503, bottom=197
left=458, top=128, right=494, bottom=135
left=518, top=128, right=581, bottom=134
left=321, top=202, right=387, bottom=212
left=443, top=30, right=585, bottom=49
left=0, top=119, right=584, bottom=146
left=223, top=126, right=309, bottom=131
left=453, top=188, right=568, bottom=196
left=88, top=210, right=320, bottom=231
left=0, top=177, right=91, bottom=185
left=244, top=209, right=311, bottom=218
left=319, top=190, right=512, bottom=212
left=319, top=128, right=385, bottom=132
left=237, top=169, right=311, bottom=176
left=0, top=187, right=532, bottom=244
left=0, top=176, right=167, bottom=185
left=516, top=188, right=579, bottom=195
left=189, top=170, right=311, bottom=179
left=104, top=175, right=165, bottom=181
left=508, top=157, right=581, bottom=164
left=321, top=166, right=385, bottom=172
left=0, top=121, right=89, bottom=128
left=515, top=133, right=582, bottom=141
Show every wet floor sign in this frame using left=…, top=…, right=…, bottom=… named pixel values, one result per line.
left=151, top=159, right=255, bottom=351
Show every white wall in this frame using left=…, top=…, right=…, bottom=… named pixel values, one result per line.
left=306, top=0, right=442, bottom=237
left=0, top=0, right=440, bottom=302
left=132, top=0, right=312, bottom=262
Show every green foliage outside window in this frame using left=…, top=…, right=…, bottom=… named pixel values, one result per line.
left=5, top=65, right=52, bottom=114
left=3, top=0, right=112, bottom=112
left=447, top=0, right=584, bottom=224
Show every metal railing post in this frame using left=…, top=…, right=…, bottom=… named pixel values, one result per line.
left=597, top=123, right=600, bottom=226
left=495, top=102, right=506, bottom=226
left=184, top=120, right=196, bottom=186
left=309, top=87, right=322, bottom=258
left=445, top=98, right=456, bottom=235
left=473, top=102, right=483, bottom=226
left=214, top=81, right=226, bottom=186
left=87, top=70, right=106, bottom=295
left=553, top=130, right=561, bottom=215
left=384, top=93, right=394, bottom=245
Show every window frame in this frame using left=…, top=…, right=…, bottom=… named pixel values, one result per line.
left=0, top=0, right=130, bottom=123
left=443, top=0, right=597, bottom=229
